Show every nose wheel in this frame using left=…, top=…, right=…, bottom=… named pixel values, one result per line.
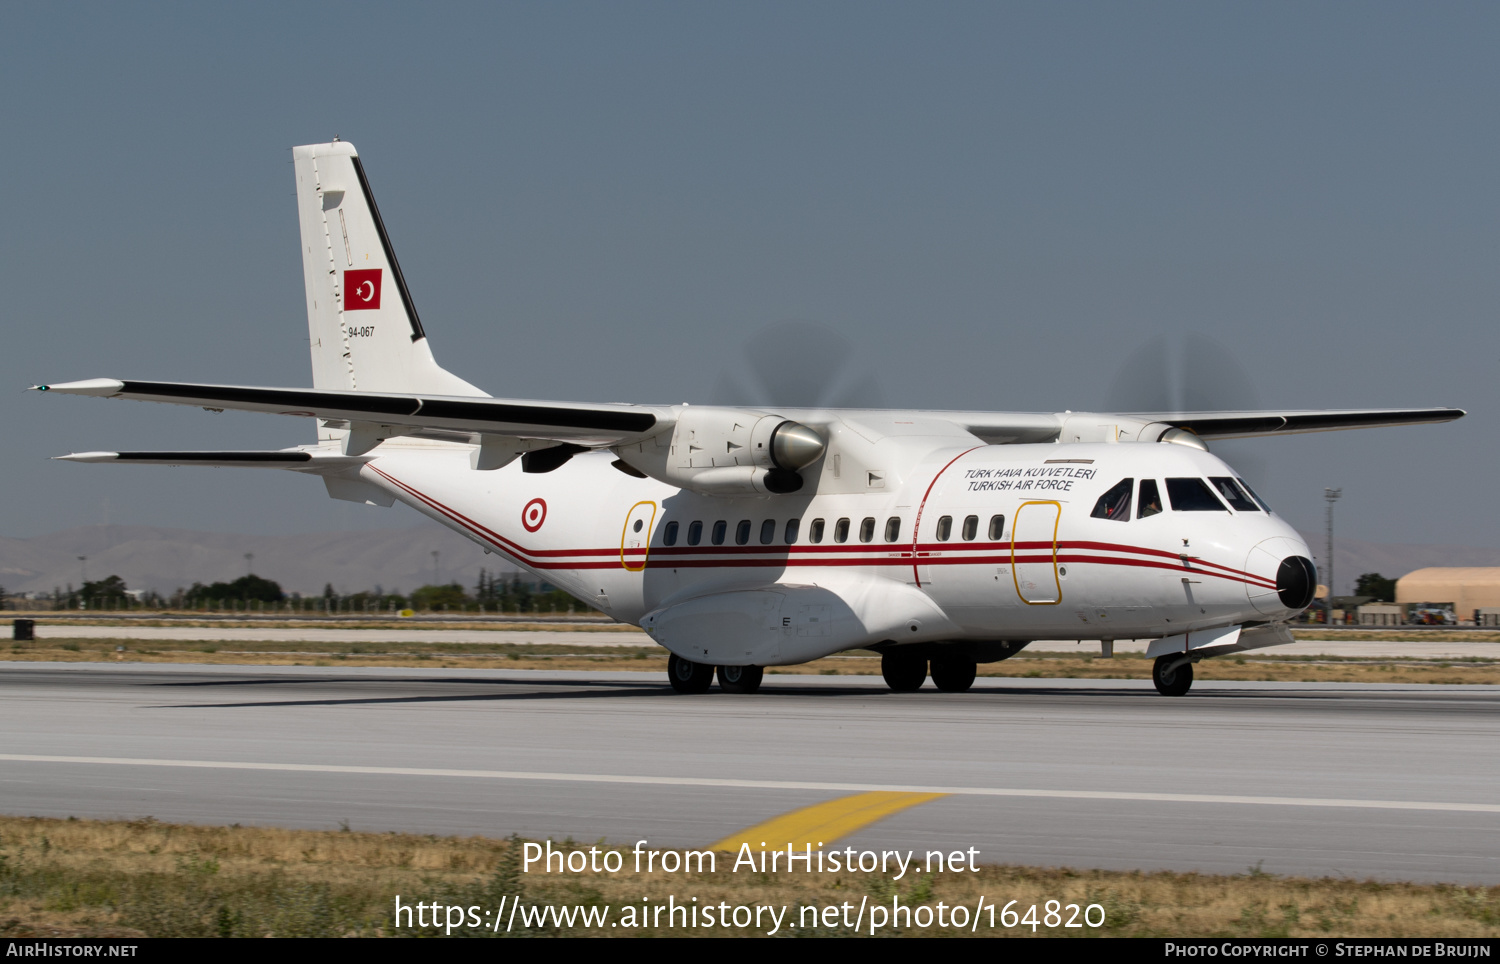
left=1152, top=655, right=1194, bottom=696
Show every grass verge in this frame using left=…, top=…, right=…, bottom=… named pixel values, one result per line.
left=0, top=816, right=1495, bottom=938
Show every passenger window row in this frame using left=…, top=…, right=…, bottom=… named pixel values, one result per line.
left=661, top=516, right=905, bottom=546
left=1090, top=476, right=1268, bottom=521
left=933, top=514, right=1005, bottom=542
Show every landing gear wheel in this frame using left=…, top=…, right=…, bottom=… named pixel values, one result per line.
left=930, top=657, right=977, bottom=692
left=1152, top=655, right=1194, bottom=696
left=717, top=664, right=764, bottom=694
left=667, top=654, right=715, bottom=694
left=881, top=652, right=927, bottom=692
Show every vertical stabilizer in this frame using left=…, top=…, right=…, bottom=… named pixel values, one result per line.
left=292, top=141, right=487, bottom=399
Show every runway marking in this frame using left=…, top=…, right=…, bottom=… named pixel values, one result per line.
left=4, top=753, right=1500, bottom=815
left=709, top=791, right=947, bottom=852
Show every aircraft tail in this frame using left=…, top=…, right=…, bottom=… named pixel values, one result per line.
left=292, top=141, right=486, bottom=399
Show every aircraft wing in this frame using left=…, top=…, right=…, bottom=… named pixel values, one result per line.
left=33, top=378, right=666, bottom=446
left=1115, top=407, right=1465, bottom=439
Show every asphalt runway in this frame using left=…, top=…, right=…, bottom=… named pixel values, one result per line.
left=2, top=662, right=1498, bottom=884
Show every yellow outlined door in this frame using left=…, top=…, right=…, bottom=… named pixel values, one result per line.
left=621, top=501, right=657, bottom=571
left=1012, top=501, right=1061, bottom=604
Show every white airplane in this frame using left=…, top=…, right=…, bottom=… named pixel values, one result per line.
left=35, top=141, right=1463, bottom=697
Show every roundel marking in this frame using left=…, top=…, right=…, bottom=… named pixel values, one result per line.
left=521, top=498, right=547, bottom=533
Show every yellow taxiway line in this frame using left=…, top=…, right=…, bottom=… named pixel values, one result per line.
left=709, top=790, right=947, bottom=853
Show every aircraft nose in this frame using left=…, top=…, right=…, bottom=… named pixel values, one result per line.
left=1244, top=536, right=1314, bottom=615
left=1276, top=555, right=1317, bottom=610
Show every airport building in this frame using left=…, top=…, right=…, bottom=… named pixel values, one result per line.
left=1395, top=567, right=1500, bottom=625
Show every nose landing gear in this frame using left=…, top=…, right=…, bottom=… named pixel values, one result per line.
left=1152, top=654, right=1194, bottom=696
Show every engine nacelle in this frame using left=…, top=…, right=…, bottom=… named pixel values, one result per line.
left=613, top=406, right=825, bottom=496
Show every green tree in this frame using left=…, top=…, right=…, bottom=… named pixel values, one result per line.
left=1354, top=572, right=1397, bottom=602
left=410, top=582, right=468, bottom=611
left=183, top=574, right=285, bottom=605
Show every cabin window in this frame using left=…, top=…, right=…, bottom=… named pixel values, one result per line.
left=736, top=520, right=752, bottom=545
left=760, top=519, right=776, bottom=544
left=809, top=518, right=825, bottom=544
left=1239, top=478, right=1273, bottom=513
left=688, top=521, right=703, bottom=545
left=961, top=515, right=979, bottom=541
left=1137, top=480, right=1162, bottom=519
left=859, top=517, right=876, bottom=543
left=663, top=521, right=678, bottom=546
left=711, top=520, right=727, bottom=545
left=1210, top=477, right=1260, bottom=512
left=884, top=517, right=901, bottom=542
left=936, top=515, right=952, bottom=541
left=1166, top=477, right=1228, bottom=512
left=1091, top=478, right=1134, bottom=522
left=988, top=514, right=1005, bottom=540
left=834, top=518, right=850, bottom=543
left=784, top=518, right=800, bottom=544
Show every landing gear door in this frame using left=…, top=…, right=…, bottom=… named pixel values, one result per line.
left=621, top=501, right=657, bottom=572
left=1012, top=501, right=1061, bottom=604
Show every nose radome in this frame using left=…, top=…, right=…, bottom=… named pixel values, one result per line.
left=1244, top=536, right=1313, bottom=615
left=1276, top=556, right=1317, bottom=610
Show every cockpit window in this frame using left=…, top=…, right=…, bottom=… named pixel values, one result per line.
left=1091, top=478, right=1133, bottom=521
left=1137, top=479, right=1163, bottom=518
left=1209, top=477, right=1260, bottom=512
left=1166, top=477, right=1228, bottom=512
left=1238, top=478, right=1273, bottom=513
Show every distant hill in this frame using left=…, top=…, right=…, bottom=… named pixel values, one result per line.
left=0, top=523, right=1490, bottom=599
left=0, top=524, right=518, bottom=597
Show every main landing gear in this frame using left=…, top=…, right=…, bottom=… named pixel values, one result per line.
left=1152, top=654, right=1195, bottom=696
left=667, top=654, right=714, bottom=694
left=881, top=652, right=978, bottom=692
left=666, top=655, right=764, bottom=694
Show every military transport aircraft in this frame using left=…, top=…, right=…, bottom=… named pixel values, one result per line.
left=33, top=141, right=1463, bottom=696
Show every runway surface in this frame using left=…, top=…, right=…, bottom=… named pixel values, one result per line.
left=2, top=662, right=1497, bottom=883
left=29, top=624, right=1500, bottom=658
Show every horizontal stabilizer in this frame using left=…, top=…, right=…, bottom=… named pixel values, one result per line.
left=52, top=448, right=367, bottom=470
left=34, top=379, right=665, bottom=447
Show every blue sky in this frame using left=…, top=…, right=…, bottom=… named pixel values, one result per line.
left=3, top=2, right=1494, bottom=567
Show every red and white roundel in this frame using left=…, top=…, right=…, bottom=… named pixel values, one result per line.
left=521, top=498, right=547, bottom=532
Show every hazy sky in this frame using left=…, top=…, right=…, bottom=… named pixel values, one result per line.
left=3, top=3, right=1494, bottom=571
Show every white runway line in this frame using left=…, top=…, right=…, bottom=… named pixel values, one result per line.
left=2, top=753, right=1497, bottom=815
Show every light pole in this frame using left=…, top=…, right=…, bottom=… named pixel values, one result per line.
left=1324, top=487, right=1342, bottom=623
left=431, top=550, right=440, bottom=586
left=77, top=556, right=87, bottom=611
left=244, top=552, right=254, bottom=577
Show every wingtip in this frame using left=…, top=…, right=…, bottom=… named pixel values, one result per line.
left=53, top=452, right=120, bottom=463
left=33, top=378, right=126, bottom=396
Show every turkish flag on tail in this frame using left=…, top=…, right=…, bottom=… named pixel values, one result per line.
left=344, top=269, right=382, bottom=310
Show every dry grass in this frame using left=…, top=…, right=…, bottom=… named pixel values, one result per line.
left=0, top=815, right=1495, bottom=938
left=5, top=638, right=1499, bottom=684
